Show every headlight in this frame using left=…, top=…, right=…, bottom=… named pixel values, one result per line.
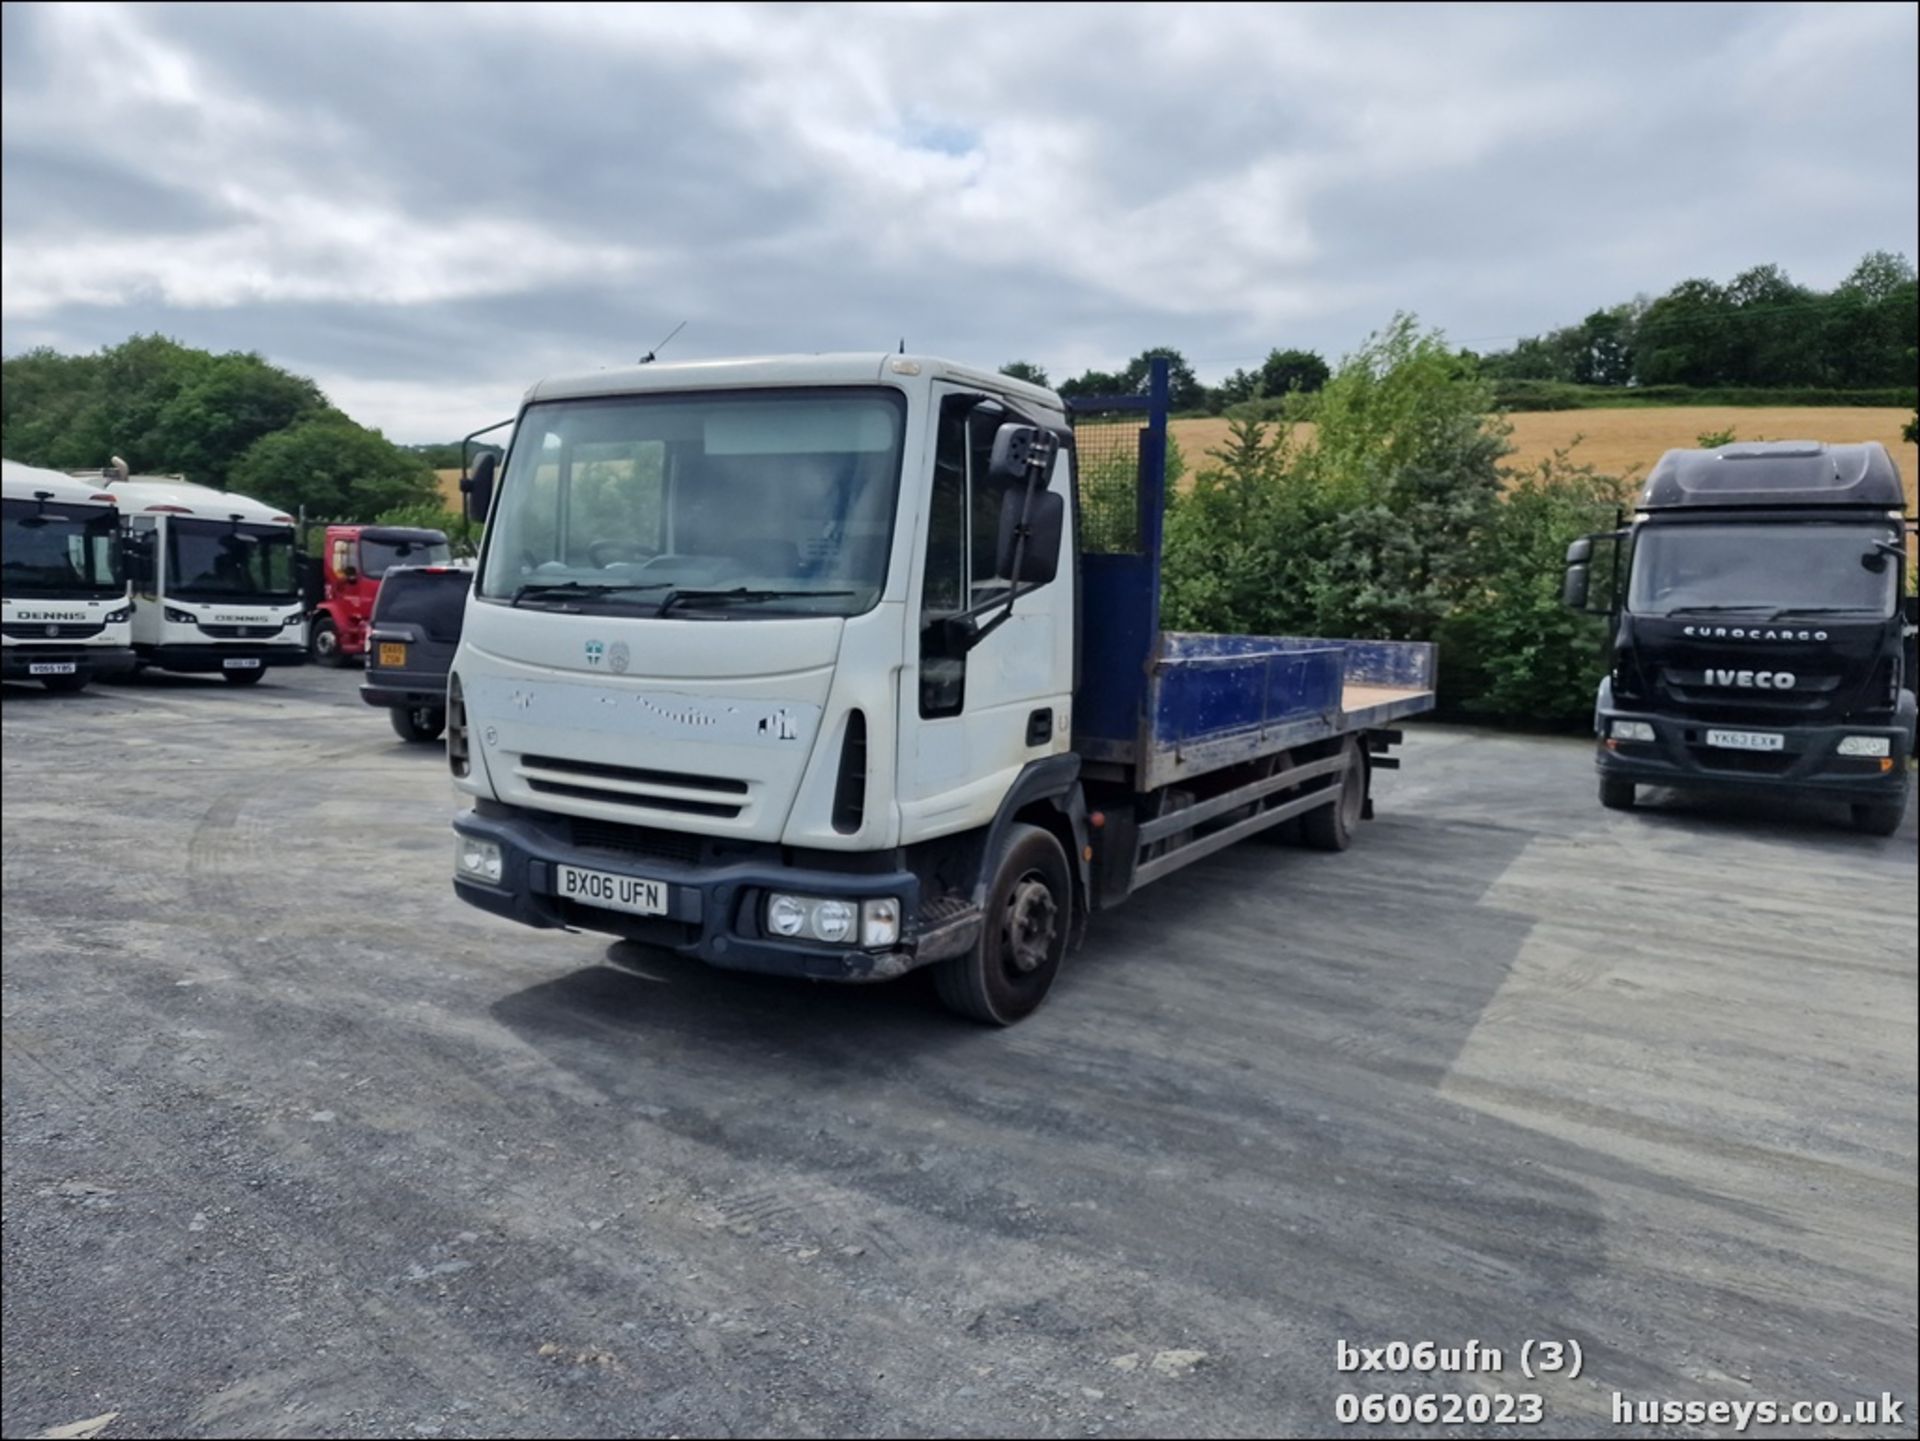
left=862, top=897, right=901, bottom=948
left=1837, top=735, right=1891, bottom=758
left=812, top=900, right=855, bottom=944
left=103, top=606, right=133, bottom=624
left=764, top=893, right=884, bottom=946
left=164, top=606, right=197, bottom=624
left=454, top=835, right=503, bottom=883
left=1612, top=720, right=1655, bottom=743
left=767, top=894, right=809, bottom=937
left=283, top=611, right=305, bottom=628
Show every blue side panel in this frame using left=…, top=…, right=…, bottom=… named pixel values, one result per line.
left=1078, top=553, right=1157, bottom=752
left=1163, top=633, right=1437, bottom=690
left=1153, top=643, right=1344, bottom=746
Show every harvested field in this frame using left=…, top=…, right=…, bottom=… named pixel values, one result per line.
left=1169, top=406, right=1917, bottom=505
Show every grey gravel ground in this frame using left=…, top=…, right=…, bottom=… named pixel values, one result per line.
left=2, top=665, right=1915, bottom=1440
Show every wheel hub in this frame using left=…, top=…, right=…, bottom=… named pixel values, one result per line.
left=1004, top=877, right=1058, bottom=974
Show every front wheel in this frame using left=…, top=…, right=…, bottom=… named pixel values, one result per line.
left=310, top=617, right=345, bottom=667
left=222, top=667, right=266, bottom=686
left=1851, top=796, right=1907, bottom=836
left=389, top=704, right=446, bottom=743
left=1599, top=775, right=1636, bottom=811
left=934, top=822, right=1071, bottom=1026
left=41, top=672, right=91, bottom=693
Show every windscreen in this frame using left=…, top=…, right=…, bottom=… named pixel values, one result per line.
left=478, top=389, right=906, bottom=617
left=166, top=518, right=299, bottom=601
left=361, top=536, right=451, bottom=578
left=1627, top=521, right=1901, bottom=619
left=1, top=498, right=124, bottom=598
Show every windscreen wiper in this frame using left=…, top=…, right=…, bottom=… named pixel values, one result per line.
left=510, top=580, right=672, bottom=609
left=1663, top=604, right=1772, bottom=615
left=657, top=586, right=856, bottom=616
left=1764, top=606, right=1877, bottom=620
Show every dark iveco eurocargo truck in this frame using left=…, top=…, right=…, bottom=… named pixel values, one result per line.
left=1563, top=440, right=1916, bottom=835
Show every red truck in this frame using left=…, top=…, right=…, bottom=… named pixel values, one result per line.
left=305, top=523, right=451, bottom=665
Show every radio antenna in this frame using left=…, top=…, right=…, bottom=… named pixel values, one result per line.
left=639, top=320, right=686, bottom=365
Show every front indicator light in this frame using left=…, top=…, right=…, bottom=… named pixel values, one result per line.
left=455, top=835, right=502, bottom=883
left=1837, top=735, right=1891, bottom=758
left=862, top=898, right=901, bottom=948
left=1612, top=720, right=1655, bottom=743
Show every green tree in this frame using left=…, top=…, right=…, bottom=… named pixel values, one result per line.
left=230, top=414, right=438, bottom=519
left=1056, top=369, right=1121, bottom=399
left=1257, top=347, right=1330, bottom=398
left=1117, top=347, right=1207, bottom=411
left=1212, top=367, right=1261, bottom=408
left=998, top=360, right=1051, bottom=388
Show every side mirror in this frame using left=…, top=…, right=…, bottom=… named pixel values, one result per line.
left=1561, top=564, right=1591, bottom=610
left=987, top=423, right=1056, bottom=485
left=461, top=451, right=498, bottom=523
left=1565, top=537, right=1594, bottom=565
left=996, top=488, right=1064, bottom=585
left=124, top=532, right=153, bottom=586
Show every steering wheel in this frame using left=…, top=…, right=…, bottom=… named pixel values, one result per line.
left=588, top=539, right=653, bottom=568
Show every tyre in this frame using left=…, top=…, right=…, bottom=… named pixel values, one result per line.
left=934, top=822, right=1071, bottom=1026
left=310, top=617, right=345, bottom=667
left=390, top=704, right=446, bottom=743
left=1599, top=775, right=1636, bottom=811
left=1851, top=796, right=1907, bottom=836
left=1301, top=740, right=1364, bottom=852
left=222, top=667, right=267, bottom=686
left=41, top=672, right=91, bottom=693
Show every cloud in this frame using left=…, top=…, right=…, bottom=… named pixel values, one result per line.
left=3, top=0, right=1914, bottom=440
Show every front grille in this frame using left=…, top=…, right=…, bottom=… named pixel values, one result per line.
left=521, top=753, right=746, bottom=794
left=1686, top=746, right=1795, bottom=775
left=199, top=623, right=283, bottom=638
left=568, top=816, right=703, bottom=866
left=519, top=752, right=747, bottom=819
left=2, top=622, right=104, bottom=639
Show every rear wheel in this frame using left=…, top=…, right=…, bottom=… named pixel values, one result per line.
left=41, top=671, right=91, bottom=693
left=222, top=667, right=266, bottom=686
left=310, top=617, right=345, bottom=667
left=390, top=704, right=446, bottom=743
left=1301, top=740, right=1364, bottom=852
left=1851, top=796, right=1906, bottom=836
left=934, top=823, right=1071, bottom=1026
left=1599, top=775, right=1636, bottom=810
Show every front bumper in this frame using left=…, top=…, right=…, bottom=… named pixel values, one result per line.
left=1596, top=704, right=1913, bottom=803
left=451, top=806, right=948, bottom=982
left=138, top=642, right=307, bottom=673
left=2, top=644, right=136, bottom=680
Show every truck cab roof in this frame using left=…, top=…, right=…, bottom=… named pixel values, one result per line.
left=524, top=353, right=1062, bottom=413
left=94, top=475, right=295, bottom=526
left=2, top=460, right=120, bottom=508
left=1639, top=440, right=1906, bottom=513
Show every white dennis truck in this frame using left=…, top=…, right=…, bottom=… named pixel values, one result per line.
left=2, top=460, right=136, bottom=691
left=448, top=355, right=1437, bottom=1024
left=89, top=472, right=308, bottom=683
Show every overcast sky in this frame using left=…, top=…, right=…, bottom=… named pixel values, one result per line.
left=3, top=1, right=1915, bottom=443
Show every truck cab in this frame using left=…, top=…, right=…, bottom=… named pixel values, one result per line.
left=1, top=460, right=136, bottom=691
left=447, top=355, right=1435, bottom=1023
left=93, top=473, right=309, bottom=684
left=307, top=524, right=452, bottom=665
left=1565, top=440, right=1915, bottom=834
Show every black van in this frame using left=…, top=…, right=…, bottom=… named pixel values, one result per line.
left=360, top=563, right=472, bottom=742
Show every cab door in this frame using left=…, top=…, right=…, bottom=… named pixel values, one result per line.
left=897, top=384, right=1074, bottom=841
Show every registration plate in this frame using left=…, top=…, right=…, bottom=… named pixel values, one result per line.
left=28, top=662, right=77, bottom=676
left=555, top=863, right=667, bottom=917
left=222, top=657, right=263, bottom=670
left=377, top=642, right=407, bottom=667
left=1706, top=728, right=1784, bottom=752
